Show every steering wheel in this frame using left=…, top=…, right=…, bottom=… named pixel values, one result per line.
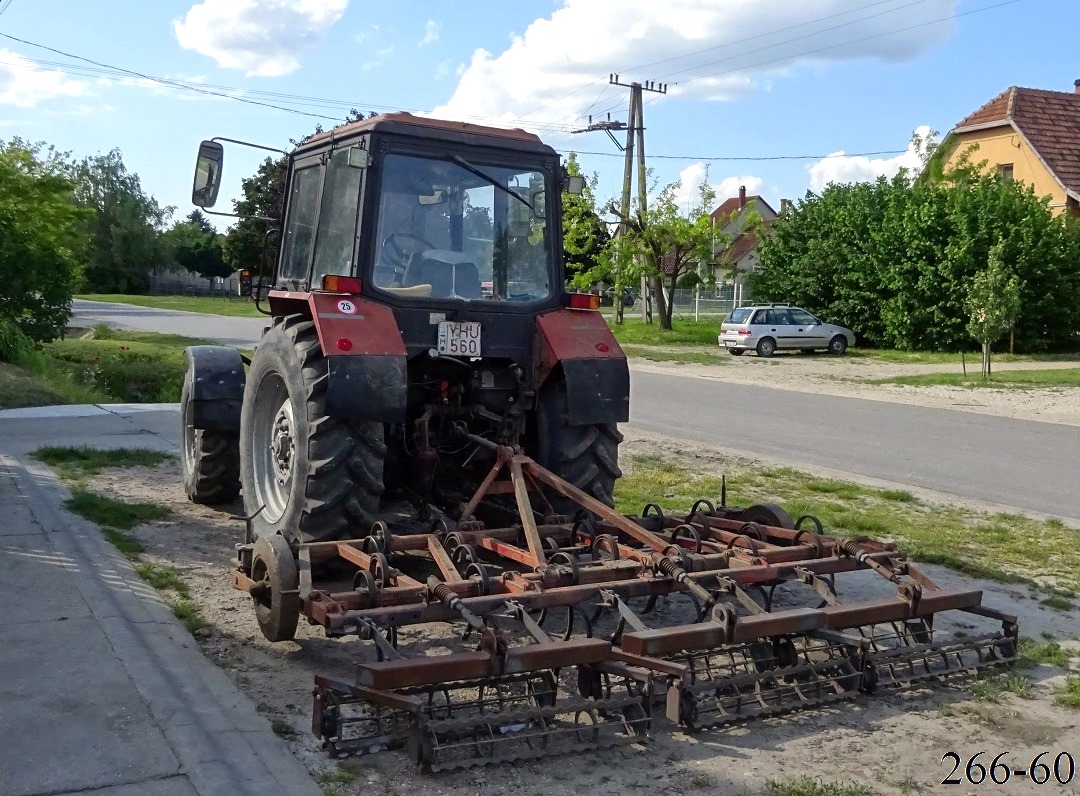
left=381, top=232, right=434, bottom=276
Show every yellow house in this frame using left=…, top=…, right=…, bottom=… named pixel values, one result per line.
left=941, top=81, right=1080, bottom=217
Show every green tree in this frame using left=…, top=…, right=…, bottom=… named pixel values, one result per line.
left=163, top=210, right=230, bottom=279
left=0, top=138, right=86, bottom=341
left=561, top=153, right=610, bottom=287
left=222, top=155, right=286, bottom=279
left=616, top=175, right=722, bottom=330
left=75, top=149, right=172, bottom=293
left=753, top=165, right=1080, bottom=352
left=966, top=241, right=1021, bottom=379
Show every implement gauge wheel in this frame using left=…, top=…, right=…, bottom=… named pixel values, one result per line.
left=239, top=314, right=385, bottom=543
left=180, top=365, right=240, bottom=504
left=741, top=503, right=795, bottom=530
left=250, top=533, right=300, bottom=642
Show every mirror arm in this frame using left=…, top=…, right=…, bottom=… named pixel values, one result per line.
left=201, top=209, right=278, bottom=222
left=211, top=136, right=290, bottom=156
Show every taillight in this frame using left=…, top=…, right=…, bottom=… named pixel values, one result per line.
left=321, top=275, right=362, bottom=293
left=567, top=293, right=601, bottom=310
left=737, top=329, right=750, bottom=335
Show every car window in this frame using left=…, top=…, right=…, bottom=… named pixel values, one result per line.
left=750, top=309, right=768, bottom=324
left=767, top=308, right=792, bottom=324
left=790, top=309, right=817, bottom=325
left=727, top=308, right=753, bottom=324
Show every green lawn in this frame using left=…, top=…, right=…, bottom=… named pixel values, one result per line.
left=0, top=326, right=225, bottom=409
left=616, top=453, right=1080, bottom=591
left=851, top=347, right=1080, bottom=365
left=78, top=293, right=264, bottom=318
left=621, top=345, right=727, bottom=365
left=607, top=317, right=720, bottom=346
left=876, top=368, right=1080, bottom=389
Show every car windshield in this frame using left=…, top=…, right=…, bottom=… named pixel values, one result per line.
left=371, top=152, right=553, bottom=304
left=726, top=308, right=753, bottom=324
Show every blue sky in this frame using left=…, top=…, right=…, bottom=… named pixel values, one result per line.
left=0, top=0, right=1074, bottom=229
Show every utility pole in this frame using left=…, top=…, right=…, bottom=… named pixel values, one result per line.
left=609, top=75, right=667, bottom=323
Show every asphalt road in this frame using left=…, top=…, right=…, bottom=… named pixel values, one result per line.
left=71, top=299, right=1080, bottom=522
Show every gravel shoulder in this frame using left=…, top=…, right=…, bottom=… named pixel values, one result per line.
left=629, top=353, right=1080, bottom=427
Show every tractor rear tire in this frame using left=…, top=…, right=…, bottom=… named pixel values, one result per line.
left=240, top=314, right=385, bottom=543
left=535, top=379, right=622, bottom=514
left=180, top=364, right=240, bottom=504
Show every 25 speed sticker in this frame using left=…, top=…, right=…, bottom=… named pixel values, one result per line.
left=941, top=752, right=1075, bottom=785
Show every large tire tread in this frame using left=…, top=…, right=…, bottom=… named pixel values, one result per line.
left=186, top=431, right=240, bottom=504
left=242, top=314, right=385, bottom=542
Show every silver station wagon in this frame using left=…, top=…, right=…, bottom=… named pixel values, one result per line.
left=718, top=305, right=855, bottom=357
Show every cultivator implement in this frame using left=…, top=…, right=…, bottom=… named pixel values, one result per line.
left=233, top=438, right=1018, bottom=771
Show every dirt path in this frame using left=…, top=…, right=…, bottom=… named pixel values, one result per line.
left=86, top=443, right=1080, bottom=796
left=629, top=354, right=1080, bottom=427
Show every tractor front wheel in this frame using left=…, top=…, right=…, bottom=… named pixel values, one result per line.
left=535, top=379, right=622, bottom=514
left=239, top=315, right=386, bottom=543
left=180, top=364, right=240, bottom=504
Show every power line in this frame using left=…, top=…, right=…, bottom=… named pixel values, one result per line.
left=0, top=0, right=14, bottom=18
left=562, top=148, right=908, bottom=162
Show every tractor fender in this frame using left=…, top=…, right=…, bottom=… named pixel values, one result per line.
left=305, top=292, right=408, bottom=423
left=184, top=345, right=246, bottom=432
left=535, top=309, right=629, bottom=426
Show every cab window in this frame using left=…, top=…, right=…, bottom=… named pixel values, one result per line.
left=312, top=147, right=363, bottom=281
left=280, top=166, right=322, bottom=283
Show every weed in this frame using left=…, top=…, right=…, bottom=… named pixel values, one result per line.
left=895, top=775, right=919, bottom=795
left=1041, top=630, right=1056, bottom=640
left=65, top=489, right=170, bottom=530
left=765, top=775, right=878, bottom=796
left=690, top=771, right=715, bottom=788
left=135, top=563, right=190, bottom=597
left=1040, top=595, right=1075, bottom=611
left=1001, top=673, right=1032, bottom=698
left=271, top=718, right=297, bottom=738
left=1055, top=677, right=1080, bottom=709
left=969, top=673, right=1031, bottom=701
left=881, top=489, right=917, bottom=503
left=170, top=598, right=209, bottom=634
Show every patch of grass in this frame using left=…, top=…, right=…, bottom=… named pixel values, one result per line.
left=873, top=368, right=1080, bottom=389
left=270, top=718, right=297, bottom=738
left=615, top=456, right=1079, bottom=591
left=0, top=362, right=67, bottom=408
left=689, top=771, right=715, bottom=788
left=79, top=293, right=263, bottom=318
left=607, top=317, right=721, bottom=347
left=102, top=528, right=144, bottom=558
left=851, top=348, right=1079, bottom=365
left=170, top=598, right=209, bottom=634
left=970, top=673, right=1031, bottom=701
left=65, top=489, right=170, bottom=530
left=1055, top=676, right=1080, bottom=709
left=315, top=766, right=359, bottom=785
left=135, top=563, right=190, bottom=597
left=1021, top=639, right=1067, bottom=669
left=765, top=776, right=878, bottom=796
left=34, top=446, right=173, bottom=478
left=622, top=345, right=726, bottom=365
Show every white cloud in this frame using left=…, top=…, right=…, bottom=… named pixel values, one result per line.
left=807, top=125, right=933, bottom=192
left=0, top=50, right=89, bottom=108
left=667, top=163, right=763, bottom=214
left=173, top=0, right=348, bottom=77
left=419, top=19, right=441, bottom=48
left=361, top=46, right=394, bottom=73
left=432, top=0, right=957, bottom=131
left=434, top=60, right=452, bottom=81
left=354, top=24, right=380, bottom=44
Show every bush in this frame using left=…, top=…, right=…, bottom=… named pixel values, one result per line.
left=0, top=318, right=34, bottom=364
left=42, top=338, right=185, bottom=402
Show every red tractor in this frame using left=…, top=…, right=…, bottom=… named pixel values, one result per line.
left=181, top=113, right=627, bottom=542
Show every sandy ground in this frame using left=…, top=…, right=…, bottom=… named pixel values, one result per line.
left=84, top=440, right=1080, bottom=796
left=628, top=353, right=1080, bottom=427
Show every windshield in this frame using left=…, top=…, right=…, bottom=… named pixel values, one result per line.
left=371, top=152, right=553, bottom=304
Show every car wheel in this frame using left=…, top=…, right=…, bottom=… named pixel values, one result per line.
left=727, top=348, right=744, bottom=357
left=756, top=337, right=776, bottom=358
left=828, top=335, right=848, bottom=356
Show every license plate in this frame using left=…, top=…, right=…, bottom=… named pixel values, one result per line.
left=437, top=321, right=481, bottom=357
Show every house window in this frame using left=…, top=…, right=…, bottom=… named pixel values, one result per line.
left=997, top=163, right=1014, bottom=181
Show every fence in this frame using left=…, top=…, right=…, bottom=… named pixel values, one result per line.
left=620, top=284, right=753, bottom=321
left=147, top=274, right=244, bottom=298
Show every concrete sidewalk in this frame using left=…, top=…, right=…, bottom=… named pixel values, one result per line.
left=0, top=405, right=321, bottom=796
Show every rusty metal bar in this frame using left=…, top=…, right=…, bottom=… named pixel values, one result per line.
left=509, top=457, right=546, bottom=566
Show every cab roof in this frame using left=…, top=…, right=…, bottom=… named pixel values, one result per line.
left=295, top=111, right=554, bottom=157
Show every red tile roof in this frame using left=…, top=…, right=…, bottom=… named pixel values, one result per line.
left=710, top=195, right=775, bottom=221
left=717, top=220, right=775, bottom=264
left=952, top=86, right=1080, bottom=197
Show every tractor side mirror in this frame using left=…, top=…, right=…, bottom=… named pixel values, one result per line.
left=562, top=172, right=585, bottom=195
left=192, top=140, right=224, bottom=208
